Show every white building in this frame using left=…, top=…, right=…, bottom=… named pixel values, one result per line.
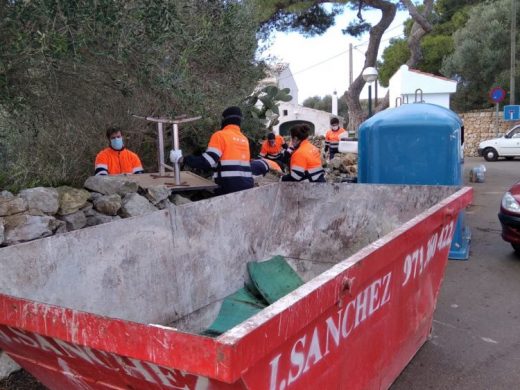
left=388, top=65, right=457, bottom=109
left=262, top=64, right=342, bottom=137
left=275, top=102, right=341, bottom=137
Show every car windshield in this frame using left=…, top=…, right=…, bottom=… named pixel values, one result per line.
left=507, top=126, right=520, bottom=138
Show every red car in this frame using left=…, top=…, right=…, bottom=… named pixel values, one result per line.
left=499, top=182, right=520, bottom=253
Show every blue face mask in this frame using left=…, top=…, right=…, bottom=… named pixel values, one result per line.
left=110, top=137, right=124, bottom=150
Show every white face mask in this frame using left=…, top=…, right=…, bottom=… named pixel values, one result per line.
left=110, top=136, right=124, bottom=150
left=332, top=125, right=339, bottom=131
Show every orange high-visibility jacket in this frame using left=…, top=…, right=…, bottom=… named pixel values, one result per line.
left=325, top=127, right=346, bottom=152
left=259, top=135, right=285, bottom=160
left=263, top=158, right=282, bottom=172
left=95, top=148, right=144, bottom=176
left=251, top=158, right=282, bottom=176
left=200, top=125, right=253, bottom=194
left=288, top=139, right=325, bottom=182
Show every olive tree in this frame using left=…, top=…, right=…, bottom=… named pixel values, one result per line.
left=0, top=0, right=263, bottom=190
left=255, top=0, right=434, bottom=130
left=441, top=0, right=518, bottom=111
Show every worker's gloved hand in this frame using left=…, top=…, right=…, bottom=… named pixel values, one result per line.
left=170, top=149, right=183, bottom=164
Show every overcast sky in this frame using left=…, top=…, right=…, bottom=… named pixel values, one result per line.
left=261, top=8, right=410, bottom=103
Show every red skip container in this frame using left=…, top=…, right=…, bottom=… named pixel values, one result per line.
left=0, top=183, right=472, bottom=390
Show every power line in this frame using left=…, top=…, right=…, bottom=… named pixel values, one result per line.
left=274, top=9, right=433, bottom=81
left=277, top=27, right=405, bottom=81
left=276, top=30, right=405, bottom=81
left=354, top=22, right=405, bottom=48
left=271, top=2, right=482, bottom=89
left=352, top=32, right=405, bottom=55
left=277, top=50, right=349, bottom=80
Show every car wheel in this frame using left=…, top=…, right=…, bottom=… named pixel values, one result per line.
left=483, top=148, right=498, bottom=161
left=506, top=156, right=515, bottom=160
left=512, top=243, right=520, bottom=254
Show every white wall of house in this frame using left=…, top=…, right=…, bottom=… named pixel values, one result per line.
left=259, top=64, right=343, bottom=136
left=273, top=103, right=342, bottom=137
left=277, top=67, right=299, bottom=105
left=397, top=92, right=451, bottom=108
left=389, top=65, right=457, bottom=109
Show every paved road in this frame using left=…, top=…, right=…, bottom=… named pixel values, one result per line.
left=392, top=157, right=520, bottom=390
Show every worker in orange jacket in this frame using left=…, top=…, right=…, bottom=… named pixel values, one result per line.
left=94, top=127, right=144, bottom=176
left=324, top=117, right=346, bottom=160
left=259, top=132, right=288, bottom=167
left=281, top=124, right=325, bottom=183
left=173, top=107, right=253, bottom=195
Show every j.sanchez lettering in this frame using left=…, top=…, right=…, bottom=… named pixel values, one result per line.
left=268, top=272, right=392, bottom=390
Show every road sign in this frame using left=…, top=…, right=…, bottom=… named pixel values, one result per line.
left=504, top=105, right=520, bottom=121
left=489, top=87, right=507, bottom=103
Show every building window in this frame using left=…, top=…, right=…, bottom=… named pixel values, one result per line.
left=283, top=110, right=288, bottom=116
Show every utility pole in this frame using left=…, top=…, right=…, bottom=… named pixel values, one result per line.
left=512, top=0, right=517, bottom=105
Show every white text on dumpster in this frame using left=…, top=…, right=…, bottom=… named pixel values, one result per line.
left=267, top=219, right=456, bottom=390
left=402, top=220, right=454, bottom=286
left=0, top=326, right=197, bottom=389
left=268, top=272, right=392, bottom=390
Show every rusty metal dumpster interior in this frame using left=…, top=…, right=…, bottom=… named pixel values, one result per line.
left=0, top=183, right=460, bottom=336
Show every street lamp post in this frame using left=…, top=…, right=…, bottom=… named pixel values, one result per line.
left=362, top=67, right=379, bottom=118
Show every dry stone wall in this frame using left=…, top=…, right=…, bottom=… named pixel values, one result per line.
left=0, top=177, right=195, bottom=247
left=461, top=110, right=520, bottom=157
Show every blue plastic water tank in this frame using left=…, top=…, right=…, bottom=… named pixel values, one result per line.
left=358, top=103, right=470, bottom=260
left=358, top=103, right=462, bottom=185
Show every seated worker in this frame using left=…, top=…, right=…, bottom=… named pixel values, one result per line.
left=281, top=124, right=325, bottom=183
left=95, top=127, right=144, bottom=176
left=324, top=117, right=346, bottom=160
left=259, top=132, right=288, bottom=165
left=171, top=106, right=253, bottom=195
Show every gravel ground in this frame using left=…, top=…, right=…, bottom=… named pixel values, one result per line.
left=0, top=370, right=46, bottom=390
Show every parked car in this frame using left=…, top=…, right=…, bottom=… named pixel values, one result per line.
left=498, top=181, right=520, bottom=253
left=478, top=124, right=520, bottom=161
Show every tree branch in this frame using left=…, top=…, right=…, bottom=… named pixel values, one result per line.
left=346, top=0, right=396, bottom=127
left=257, top=0, right=332, bottom=23
left=404, top=0, right=434, bottom=68
left=400, top=0, right=433, bottom=33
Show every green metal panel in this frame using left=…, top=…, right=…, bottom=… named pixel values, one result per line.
left=247, top=256, right=304, bottom=304
left=202, top=288, right=267, bottom=337
left=203, top=256, right=304, bottom=336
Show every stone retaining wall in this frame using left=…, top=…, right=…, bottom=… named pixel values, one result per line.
left=461, top=110, right=520, bottom=157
